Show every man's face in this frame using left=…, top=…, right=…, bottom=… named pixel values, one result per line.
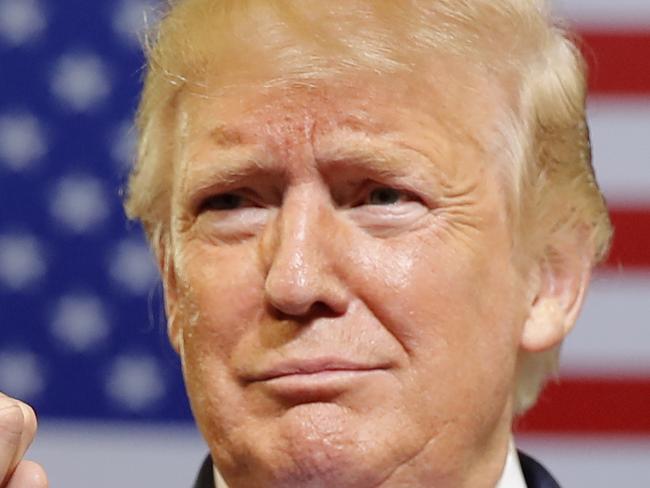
left=167, top=70, right=531, bottom=487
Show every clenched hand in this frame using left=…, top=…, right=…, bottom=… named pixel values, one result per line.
left=0, top=394, right=46, bottom=488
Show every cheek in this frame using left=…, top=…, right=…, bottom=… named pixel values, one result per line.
left=348, top=223, right=522, bottom=370
left=175, top=241, right=269, bottom=440
left=177, top=241, right=265, bottom=362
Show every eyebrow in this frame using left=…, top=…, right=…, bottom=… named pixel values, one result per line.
left=320, top=146, right=421, bottom=175
left=177, top=146, right=280, bottom=210
left=315, top=129, right=451, bottom=185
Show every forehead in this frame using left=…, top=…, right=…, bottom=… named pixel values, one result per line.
left=176, top=67, right=511, bottom=176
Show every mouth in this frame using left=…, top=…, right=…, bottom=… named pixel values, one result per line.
left=244, top=358, right=390, bottom=400
left=247, top=358, right=389, bottom=381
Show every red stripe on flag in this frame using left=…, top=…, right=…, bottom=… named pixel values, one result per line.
left=516, top=377, right=650, bottom=434
left=578, top=31, right=650, bottom=95
left=603, top=207, right=650, bottom=269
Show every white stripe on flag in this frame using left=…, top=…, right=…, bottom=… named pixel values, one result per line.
left=588, top=97, right=650, bottom=207
left=517, top=435, right=650, bottom=488
left=553, top=0, right=650, bottom=28
left=29, top=421, right=207, bottom=488
left=560, top=272, right=650, bottom=376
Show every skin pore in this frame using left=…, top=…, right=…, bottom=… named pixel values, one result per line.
left=162, top=68, right=534, bottom=487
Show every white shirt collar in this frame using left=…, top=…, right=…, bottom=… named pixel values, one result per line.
left=495, top=441, right=527, bottom=488
left=214, top=441, right=527, bottom=488
left=214, top=467, right=227, bottom=488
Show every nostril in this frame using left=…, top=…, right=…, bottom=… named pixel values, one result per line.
left=308, top=301, right=342, bottom=318
left=267, top=300, right=343, bottom=323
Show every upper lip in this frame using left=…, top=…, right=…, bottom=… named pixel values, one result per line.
left=245, top=358, right=388, bottom=382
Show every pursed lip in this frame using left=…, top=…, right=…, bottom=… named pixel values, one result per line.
left=244, top=358, right=390, bottom=383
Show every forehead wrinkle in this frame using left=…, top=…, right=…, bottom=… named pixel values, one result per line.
left=195, top=81, right=390, bottom=136
left=335, top=109, right=390, bottom=136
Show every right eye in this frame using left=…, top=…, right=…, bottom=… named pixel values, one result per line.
left=365, top=186, right=405, bottom=206
left=199, top=193, right=247, bottom=212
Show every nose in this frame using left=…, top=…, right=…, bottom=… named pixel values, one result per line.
left=261, top=184, right=350, bottom=318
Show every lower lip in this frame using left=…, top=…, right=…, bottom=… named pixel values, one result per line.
left=256, top=369, right=383, bottom=399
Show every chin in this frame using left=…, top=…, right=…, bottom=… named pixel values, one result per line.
left=219, top=402, right=406, bottom=488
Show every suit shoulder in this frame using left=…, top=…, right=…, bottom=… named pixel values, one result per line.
left=518, top=450, right=561, bottom=488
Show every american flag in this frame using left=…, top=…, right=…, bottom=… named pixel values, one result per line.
left=0, top=0, right=647, bottom=486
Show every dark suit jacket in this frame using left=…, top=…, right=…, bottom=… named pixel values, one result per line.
left=193, top=451, right=561, bottom=487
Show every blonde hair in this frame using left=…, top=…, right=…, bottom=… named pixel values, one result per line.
left=125, top=0, right=612, bottom=413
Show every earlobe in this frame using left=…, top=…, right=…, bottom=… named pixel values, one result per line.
left=521, top=242, right=592, bottom=352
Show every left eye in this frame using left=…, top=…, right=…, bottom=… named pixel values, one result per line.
left=366, top=187, right=405, bottom=206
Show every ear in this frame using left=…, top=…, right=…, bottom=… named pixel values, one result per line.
left=521, top=235, right=593, bottom=352
left=156, top=232, right=183, bottom=354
